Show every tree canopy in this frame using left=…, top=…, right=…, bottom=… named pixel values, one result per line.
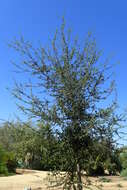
left=8, top=21, right=123, bottom=190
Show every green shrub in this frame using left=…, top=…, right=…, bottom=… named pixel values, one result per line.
left=120, top=151, right=127, bottom=169
left=6, top=152, right=17, bottom=173
left=121, top=168, right=127, bottom=177
left=0, top=146, right=8, bottom=175
left=86, top=165, right=104, bottom=176
left=85, top=157, right=104, bottom=176
left=120, top=150, right=127, bottom=177
left=0, top=146, right=17, bottom=175
left=105, top=157, right=121, bottom=175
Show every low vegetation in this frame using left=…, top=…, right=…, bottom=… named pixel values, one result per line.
left=120, top=149, right=127, bottom=177
left=99, top=177, right=111, bottom=183
left=0, top=146, right=16, bottom=176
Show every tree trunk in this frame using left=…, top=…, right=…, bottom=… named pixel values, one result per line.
left=77, top=163, right=82, bottom=190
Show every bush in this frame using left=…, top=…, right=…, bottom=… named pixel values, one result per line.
left=119, top=150, right=127, bottom=177
left=120, top=151, right=127, bottom=169
left=0, top=146, right=8, bottom=175
left=121, top=169, right=127, bottom=177
left=6, top=152, right=17, bottom=173
left=105, top=155, right=122, bottom=175
left=86, top=165, right=104, bottom=176
left=86, top=158, right=104, bottom=176
left=0, top=146, right=17, bottom=175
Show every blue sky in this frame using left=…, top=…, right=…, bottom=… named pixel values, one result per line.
left=0, top=0, right=127, bottom=128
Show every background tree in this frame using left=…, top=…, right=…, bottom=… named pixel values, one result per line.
left=9, top=21, right=123, bottom=190
left=0, top=121, right=59, bottom=170
left=0, top=146, right=8, bottom=175
left=120, top=147, right=127, bottom=177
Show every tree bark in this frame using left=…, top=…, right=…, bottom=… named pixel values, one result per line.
left=77, top=163, right=82, bottom=190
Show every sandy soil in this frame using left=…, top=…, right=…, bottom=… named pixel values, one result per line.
left=0, top=169, right=47, bottom=190
left=0, top=169, right=127, bottom=190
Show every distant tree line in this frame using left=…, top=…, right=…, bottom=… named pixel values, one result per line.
left=0, top=121, right=123, bottom=176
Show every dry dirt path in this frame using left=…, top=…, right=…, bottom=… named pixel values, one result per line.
left=0, top=169, right=127, bottom=190
left=0, top=169, right=47, bottom=190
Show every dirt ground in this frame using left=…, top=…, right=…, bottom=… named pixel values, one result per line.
left=0, top=169, right=47, bottom=190
left=0, top=169, right=127, bottom=190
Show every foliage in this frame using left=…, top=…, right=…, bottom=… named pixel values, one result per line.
left=120, top=150, right=127, bottom=169
left=0, top=145, right=17, bottom=175
left=84, top=140, right=122, bottom=176
left=0, top=121, right=60, bottom=171
left=6, top=152, right=17, bottom=173
left=120, top=169, right=127, bottom=177
left=0, top=146, right=8, bottom=175
left=120, top=149, right=127, bottom=176
left=104, top=152, right=121, bottom=175
left=8, top=21, right=123, bottom=189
